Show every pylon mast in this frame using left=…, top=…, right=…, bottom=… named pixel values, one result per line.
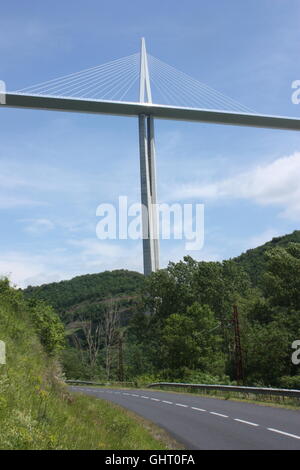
left=233, top=304, right=244, bottom=384
left=138, top=38, right=159, bottom=275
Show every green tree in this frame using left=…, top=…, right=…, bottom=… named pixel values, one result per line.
left=162, top=303, right=223, bottom=373
left=263, top=243, right=300, bottom=309
left=244, top=318, right=292, bottom=386
left=29, top=300, right=65, bottom=355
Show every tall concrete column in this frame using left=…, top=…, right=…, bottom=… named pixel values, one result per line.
left=138, top=114, right=159, bottom=275
left=147, top=115, right=159, bottom=272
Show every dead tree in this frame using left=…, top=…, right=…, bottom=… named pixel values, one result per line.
left=103, top=298, right=120, bottom=380
left=78, top=317, right=102, bottom=368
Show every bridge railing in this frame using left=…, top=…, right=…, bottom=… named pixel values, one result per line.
left=147, top=382, right=300, bottom=399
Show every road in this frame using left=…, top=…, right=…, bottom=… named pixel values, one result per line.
left=70, top=386, right=300, bottom=450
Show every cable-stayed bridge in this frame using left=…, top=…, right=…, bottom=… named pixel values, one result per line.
left=2, top=39, right=300, bottom=275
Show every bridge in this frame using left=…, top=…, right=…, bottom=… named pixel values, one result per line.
left=2, top=38, right=300, bottom=275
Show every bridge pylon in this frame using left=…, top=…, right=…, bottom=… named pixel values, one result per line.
left=138, top=38, right=159, bottom=275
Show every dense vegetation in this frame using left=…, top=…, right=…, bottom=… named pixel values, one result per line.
left=233, top=230, right=300, bottom=286
left=0, top=279, right=170, bottom=450
left=24, top=269, right=144, bottom=315
left=24, top=232, right=300, bottom=389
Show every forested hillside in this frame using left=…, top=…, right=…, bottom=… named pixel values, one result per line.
left=24, top=270, right=144, bottom=324
left=22, top=232, right=300, bottom=389
left=233, top=230, right=300, bottom=285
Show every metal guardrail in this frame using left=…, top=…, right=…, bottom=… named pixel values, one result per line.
left=66, top=380, right=134, bottom=387
left=147, top=382, right=300, bottom=399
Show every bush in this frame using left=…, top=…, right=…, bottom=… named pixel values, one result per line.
left=279, top=375, right=300, bottom=390
left=28, top=300, right=65, bottom=356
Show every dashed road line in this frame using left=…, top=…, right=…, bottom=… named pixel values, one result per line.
left=78, top=389, right=300, bottom=443
left=267, top=428, right=300, bottom=440
left=234, top=419, right=259, bottom=427
left=210, top=412, right=228, bottom=418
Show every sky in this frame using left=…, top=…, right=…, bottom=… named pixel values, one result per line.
left=1, top=0, right=300, bottom=287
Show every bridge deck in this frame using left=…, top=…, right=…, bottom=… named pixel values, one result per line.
left=2, top=93, right=300, bottom=131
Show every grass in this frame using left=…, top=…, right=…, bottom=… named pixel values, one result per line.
left=0, top=281, right=174, bottom=450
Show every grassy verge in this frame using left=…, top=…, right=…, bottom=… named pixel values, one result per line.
left=0, top=281, right=175, bottom=450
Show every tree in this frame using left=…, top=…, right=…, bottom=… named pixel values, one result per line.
left=263, top=243, right=300, bottom=309
left=103, top=298, right=120, bottom=380
left=162, top=302, right=222, bottom=373
left=79, top=316, right=102, bottom=368
left=244, top=319, right=291, bottom=386
left=29, top=300, right=65, bottom=355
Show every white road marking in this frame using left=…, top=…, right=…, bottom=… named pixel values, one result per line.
left=78, top=388, right=300, bottom=443
left=234, top=419, right=259, bottom=427
left=210, top=412, right=228, bottom=418
left=267, top=428, right=300, bottom=440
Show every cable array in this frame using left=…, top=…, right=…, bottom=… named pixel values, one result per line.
left=15, top=53, right=140, bottom=102
left=148, top=54, right=254, bottom=113
left=13, top=51, right=253, bottom=112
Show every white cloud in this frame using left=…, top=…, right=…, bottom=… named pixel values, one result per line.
left=0, top=158, right=88, bottom=194
left=0, top=252, right=49, bottom=288
left=0, top=196, right=46, bottom=209
left=170, top=152, right=300, bottom=221
left=245, top=228, right=281, bottom=250
left=20, top=218, right=55, bottom=235
left=160, top=243, right=220, bottom=266
left=68, top=238, right=142, bottom=271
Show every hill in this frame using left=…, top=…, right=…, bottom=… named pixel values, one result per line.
left=24, top=269, right=145, bottom=326
left=233, top=230, right=300, bottom=285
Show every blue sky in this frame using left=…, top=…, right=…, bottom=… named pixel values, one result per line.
left=1, top=0, right=300, bottom=287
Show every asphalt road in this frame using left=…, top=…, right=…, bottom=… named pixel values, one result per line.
left=70, top=386, right=300, bottom=450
